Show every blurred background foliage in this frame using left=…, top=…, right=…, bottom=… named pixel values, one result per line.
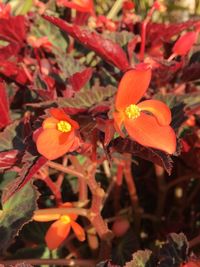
left=2, top=0, right=200, bottom=20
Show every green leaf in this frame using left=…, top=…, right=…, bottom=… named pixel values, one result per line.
left=54, top=52, right=85, bottom=80
left=58, top=85, right=117, bottom=108
left=170, top=233, right=189, bottom=252
left=154, top=93, right=200, bottom=108
left=0, top=121, right=24, bottom=152
left=157, top=233, right=189, bottom=267
left=103, top=31, right=135, bottom=47
left=124, top=250, right=152, bottom=267
left=27, top=85, right=117, bottom=109
left=10, top=0, right=33, bottom=15
left=0, top=183, right=38, bottom=255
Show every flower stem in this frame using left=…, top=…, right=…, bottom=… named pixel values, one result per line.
left=34, top=207, right=89, bottom=217
left=139, top=2, right=158, bottom=61
left=47, top=160, right=84, bottom=179
left=123, top=154, right=142, bottom=232
left=0, top=259, right=96, bottom=266
left=37, top=170, right=62, bottom=204
left=107, top=0, right=124, bottom=19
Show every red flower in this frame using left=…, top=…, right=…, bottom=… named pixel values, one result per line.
left=34, top=203, right=85, bottom=250
left=113, top=65, right=176, bottom=154
left=57, top=0, right=94, bottom=13
left=36, top=108, right=80, bottom=160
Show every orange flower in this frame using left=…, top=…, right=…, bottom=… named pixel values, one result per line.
left=34, top=203, right=85, bottom=250
left=36, top=108, right=80, bottom=160
left=57, top=0, right=94, bottom=13
left=113, top=65, right=176, bottom=154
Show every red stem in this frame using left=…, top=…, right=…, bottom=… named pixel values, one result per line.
left=139, top=3, right=157, bottom=61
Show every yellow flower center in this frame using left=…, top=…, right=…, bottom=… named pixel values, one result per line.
left=60, top=215, right=71, bottom=224
left=57, top=120, right=72, bottom=133
left=124, top=104, right=141, bottom=119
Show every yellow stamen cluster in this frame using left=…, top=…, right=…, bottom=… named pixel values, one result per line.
left=124, top=104, right=141, bottom=119
left=57, top=120, right=72, bottom=133
left=60, top=215, right=71, bottom=224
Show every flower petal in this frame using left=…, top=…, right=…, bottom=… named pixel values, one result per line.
left=71, top=221, right=85, bottom=241
left=124, top=113, right=176, bottom=154
left=57, top=0, right=94, bottom=13
left=138, top=100, right=172, bottom=126
left=50, top=108, right=69, bottom=121
left=45, top=220, right=71, bottom=250
left=43, top=117, right=58, bottom=129
left=115, top=67, right=152, bottom=111
left=33, top=214, right=60, bottom=222
left=36, top=129, right=75, bottom=160
left=51, top=108, right=80, bottom=130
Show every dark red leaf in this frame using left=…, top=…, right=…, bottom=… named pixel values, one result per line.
left=0, top=43, right=21, bottom=60
left=0, top=60, right=29, bottom=85
left=182, top=63, right=200, bottom=82
left=110, top=137, right=173, bottom=175
left=0, top=15, right=26, bottom=44
left=2, top=156, right=47, bottom=203
left=0, top=16, right=26, bottom=60
left=68, top=67, right=93, bottom=92
left=147, top=20, right=198, bottom=46
left=96, top=118, right=115, bottom=145
left=42, top=15, right=130, bottom=71
left=0, top=150, right=19, bottom=171
left=0, top=82, right=11, bottom=129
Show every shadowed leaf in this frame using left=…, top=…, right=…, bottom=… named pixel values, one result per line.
left=110, top=138, right=173, bottom=175
left=0, top=183, right=38, bottom=255
left=124, top=250, right=152, bottom=267
left=0, top=121, right=24, bottom=152
left=2, top=156, right=47, bottom=203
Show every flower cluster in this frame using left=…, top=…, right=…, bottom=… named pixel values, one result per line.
left=36, top=66, right=176, bottom=160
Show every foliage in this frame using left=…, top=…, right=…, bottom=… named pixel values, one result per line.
left=0, top=0, right=200, bottom=266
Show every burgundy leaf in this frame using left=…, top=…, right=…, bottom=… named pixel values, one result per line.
left=0, top=150, right=19, bottom=171
left=182, top=63, right=200, bottom=82
left=147, top=20, right=198, bottom=46
left=0, top=16, right=26, bottom=44
left=0, top=82, right=11, bottom=129
left=68, top=67, right=93, bottom=92
left=2, top=156, right=47, bottom=203
left=110, top=137, right=173, bottom=175
left=0, top=43, right=21, bottom=60
left=0, top=60, right=29, bottom=85
left=43, top=15, right=130, bottom=71
left=0, top=16, right=26, bottom=60
left=96, top=118, right=115, bottom=145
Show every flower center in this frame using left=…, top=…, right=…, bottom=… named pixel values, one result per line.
left=60, top=215, right=71, bottom=224
left=124, top=104, right=141, bottom=119
left=57, top=120, right=72, bottom=133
